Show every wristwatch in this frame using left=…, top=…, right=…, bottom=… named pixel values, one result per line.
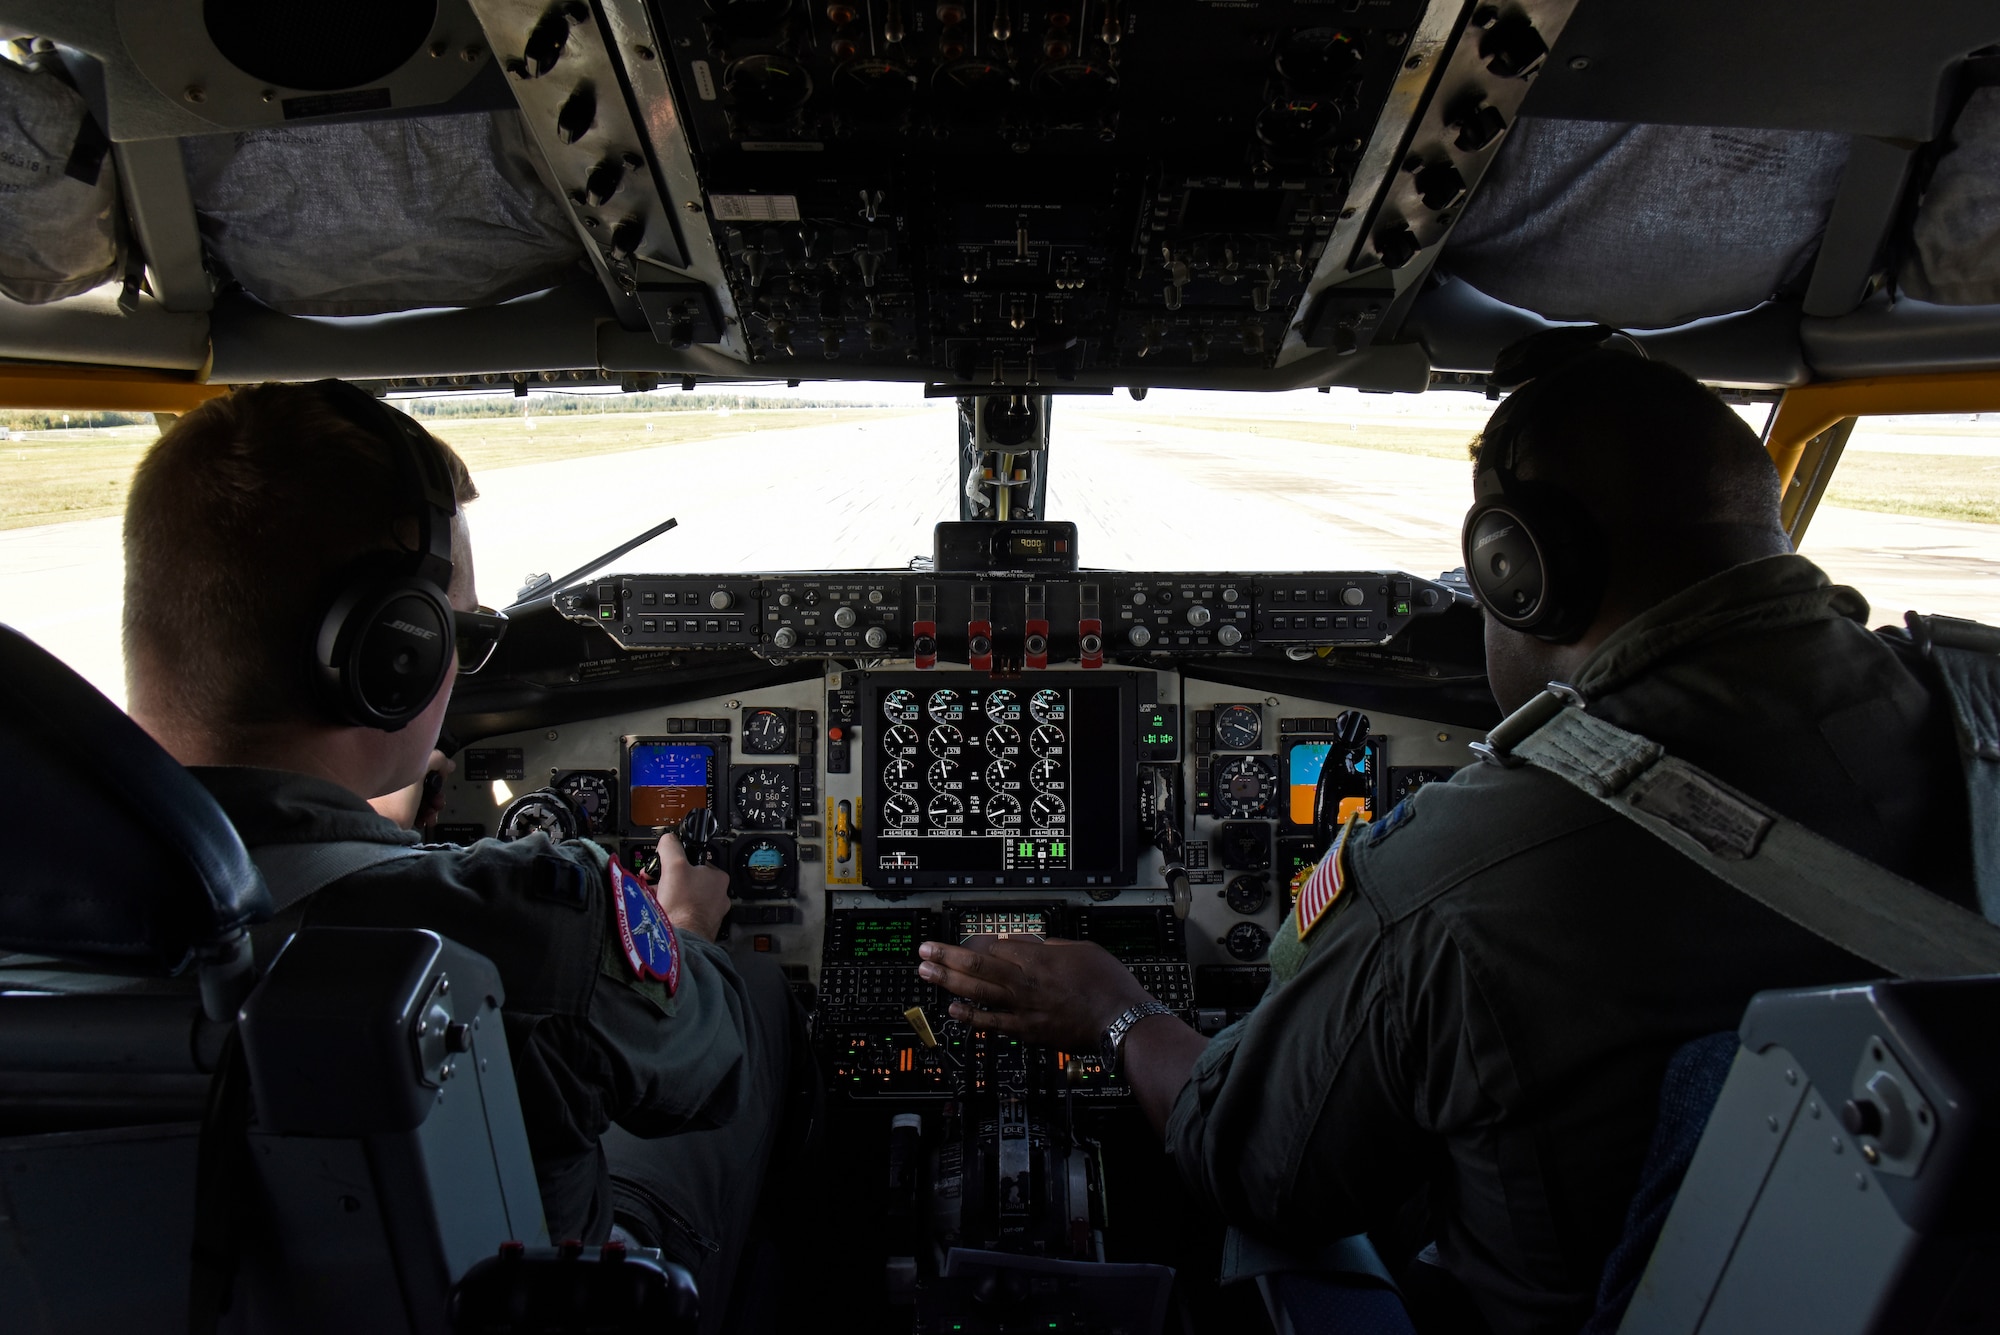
left=1099, top=1000, right=1176, bottom=1078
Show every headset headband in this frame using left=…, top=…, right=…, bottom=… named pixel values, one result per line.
left=313, top=379, right=456, bottom=589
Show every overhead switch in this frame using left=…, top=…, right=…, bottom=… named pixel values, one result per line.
left=1415, top=162, right=1466, bottom=212
left=1374, top=223, right=1420, bottom=270
left=1449, top=97, right=1508, bottom=152
left=1479, top=13, right=1548, bottom=80
left=555, top=84, right=597, bottom=144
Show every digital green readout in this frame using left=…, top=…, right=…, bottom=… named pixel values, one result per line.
left=1137, top=705, right=1180, bottom=761
left=850, top=915, right=917, bottom=960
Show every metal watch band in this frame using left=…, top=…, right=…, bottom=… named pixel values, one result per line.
left=1099, top=1000, right=1175, bottom=1078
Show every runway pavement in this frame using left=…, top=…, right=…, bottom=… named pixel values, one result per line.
left=4, top=408, right=1994, bottom=707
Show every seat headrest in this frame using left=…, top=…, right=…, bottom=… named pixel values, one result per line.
left=0, top=625, right=271, bottom=974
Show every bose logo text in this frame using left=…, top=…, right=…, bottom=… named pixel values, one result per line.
left=386, top=619, right=439, bottom=641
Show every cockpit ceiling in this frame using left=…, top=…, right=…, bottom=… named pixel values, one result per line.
left=0, top=0, right=1997, bottom=393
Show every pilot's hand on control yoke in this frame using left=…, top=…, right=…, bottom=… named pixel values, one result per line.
left=917, top=937, right=1154, bottom=1049
left=651, top=833, right=730, bottom=943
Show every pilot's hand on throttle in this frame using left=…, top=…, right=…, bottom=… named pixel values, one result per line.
left=917, top=937, right=1153, bottom=1050
left=651, top=833, right=730, bottom=942
left=369, top=749, right=454, bottom=830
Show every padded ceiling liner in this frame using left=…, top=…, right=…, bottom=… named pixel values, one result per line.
left=0, top=54, right=123, bottom=305
left=183, top=109, right=584, bottom=317
left=1899, top=87, right=2000, bottom=307
left=1442, top=118, right=1849, bottom=331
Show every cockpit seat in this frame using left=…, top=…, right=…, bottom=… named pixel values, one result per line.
left=0, top=625, right=630, bottom=1335
left=1243, top=978, right=2000, bottom=1335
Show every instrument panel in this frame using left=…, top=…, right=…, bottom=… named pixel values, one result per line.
left=439, top=636, right=1471, bottom=1013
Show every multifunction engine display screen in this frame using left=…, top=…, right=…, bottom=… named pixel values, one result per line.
left=627, top=742, right=715, bottom=828
left=864, top=674, right=1137, bottom=888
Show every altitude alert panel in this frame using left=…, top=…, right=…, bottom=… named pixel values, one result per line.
left=654, top=0, right=1427, bottom=379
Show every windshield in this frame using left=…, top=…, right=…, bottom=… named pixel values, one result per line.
left=3, top=389, right=1995, bottom=707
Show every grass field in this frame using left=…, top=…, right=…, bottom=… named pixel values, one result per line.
left=0, top=408, right=928, bottom=531
left=1821, top=451, right=2000, bottom=524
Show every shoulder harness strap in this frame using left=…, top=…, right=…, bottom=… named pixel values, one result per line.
left=1476, top=682, right=2000, bottom=981
left=250, top=840, right=427, bottom=914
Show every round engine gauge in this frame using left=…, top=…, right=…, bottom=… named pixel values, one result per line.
left=1225, top=921, right=1271, bottom=961
left=927, top=758, right=960, bottom=789
left=742, top=708, right=790, bottom=754
left=882, top=757, right=917, bottom=788
left=1217, top=755, right=1278, bottom=819
left=834, top=57, right=915, bottom=115
left=985, top=758, right=1018, bottom=789
left=1226, top=874, right=1271, bottom=916
left=732, top=766, right=794, bottom=830
left=883, top=722, right=920, bottom=751
left=555, top=772, right=614, bottom=834
left=724, top=53, right=814, bottom=121
left=928, top=723, right=964, bottom=752
left=1029, top=688, right=1066, bottom=725
left=499, top=789, right=582, bottom=843
left=927, top=688, right=963, bottom=723
left=927, top=792, right=964, bottom=822
left=986, top=722, right=1020, bottom=752
left=1214, top=704, right=1262, bottom=749
left=882, top=792, right=920, bottom=828
left=1030, top=792, right=1067, bottom=828
left=1030, top=758, right=1061, bottom=789
left=984, top=689, right=1019, bottom=722
left=985, top=791, right=1023, bottom=825
left=1030, top=724, right=1065, bottom=758
left=883, top=688, right=918, bottom=722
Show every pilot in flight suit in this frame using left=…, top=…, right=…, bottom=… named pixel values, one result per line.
left=915, top=334, right=1977, bottom=1335
left=108, top=380, right=792, bottom=1331
left=1164, top=551, right=1973, bottom=1334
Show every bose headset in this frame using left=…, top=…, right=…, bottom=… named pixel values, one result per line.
left=1458, top=326, right=1646, bottom=644
left=310, top=380, right=462, bottom=731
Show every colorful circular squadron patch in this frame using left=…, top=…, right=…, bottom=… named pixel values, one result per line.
left=610, top=854, right=680, bottom=994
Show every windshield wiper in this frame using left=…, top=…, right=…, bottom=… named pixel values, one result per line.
left=509, top=517, right=679, bottom=610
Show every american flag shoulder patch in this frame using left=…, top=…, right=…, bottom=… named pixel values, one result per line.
left=1295, top=812, right=1363, bottom=942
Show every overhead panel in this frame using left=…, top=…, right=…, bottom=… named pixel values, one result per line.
left=620, top=0, right=1530, bottom=385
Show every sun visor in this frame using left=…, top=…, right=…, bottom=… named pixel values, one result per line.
left=0, top=54, right=123, bottom=306
left=183, top=109, right=585, bottom=317
left=1440, top=118, right=1848, bottom=331
left=1899, top=87, right=2000, bottom=307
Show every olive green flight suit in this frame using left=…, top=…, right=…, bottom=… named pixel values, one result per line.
left=1166, top=555, right=1973, bottom=1335
left=193, top=767, right=789, bottom=1321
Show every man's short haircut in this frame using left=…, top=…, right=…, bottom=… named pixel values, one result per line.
left=124, top=382, right=477, bottom=741
left=1469, top=345, right=1785, bottom=552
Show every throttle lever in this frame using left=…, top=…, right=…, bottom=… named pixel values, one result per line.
left=675, top=808, right=726, bottom=865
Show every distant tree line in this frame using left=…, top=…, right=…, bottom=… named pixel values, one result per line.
left=0, top=409, right=153, bottom=431
left=399, top=392, right=910, bottom=419
left=1, top=391, right=911, bottom=433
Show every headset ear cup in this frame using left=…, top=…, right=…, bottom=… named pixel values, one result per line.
left=1461, top=487, right=1604, bottom=643
left=316, top=574, right=455, bottom=729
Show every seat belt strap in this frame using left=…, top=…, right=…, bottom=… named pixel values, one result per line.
left=250, top=841, right=427, bottom=914
left=1905, top=613, right=2000, bottom=922
left=1486, top=695, right=2000, bottom=980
